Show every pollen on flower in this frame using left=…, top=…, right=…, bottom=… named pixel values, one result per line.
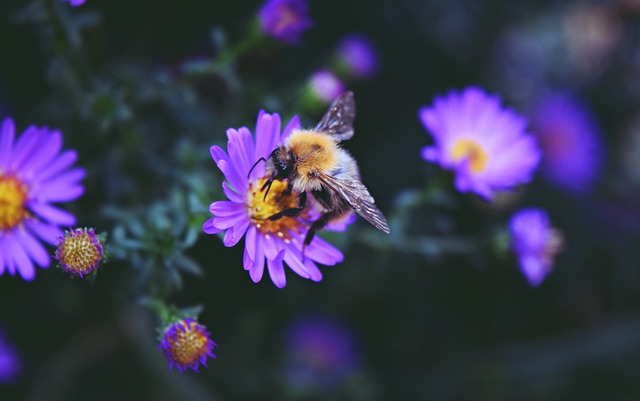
left=246, top=177, right=307, bottom=239
left=450, top=139, right=489, bottom=174
left=55, top=228, right=104, bottom=277
left=0, top=174, right=29, bottom=231
left=160, top=319, right=216, bottom=372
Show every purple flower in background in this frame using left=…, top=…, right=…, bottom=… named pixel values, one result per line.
left=509, top=208, right=563, bottom=286
left=258, top=0, right=313, bottom=44
left=159, top=319, right=216, bottom=372
left=0, top=328, right=20, bottom=383
left=420, top=87, right=541, bottom=200
left=61, top=0, right=86, bottom=6
left=530, top=91, right=602, bottom=194
left=335, top=35, right=379, bottom=79
left=202, top=111, right=344, bottom=288
left=0, top=117, right=85, bottom=281
left=283, top=316, right=358, bottom=390
left=308, top=69, right=345, bottom=103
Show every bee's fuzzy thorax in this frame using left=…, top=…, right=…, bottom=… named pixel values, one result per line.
left=286, top=129, right=339, bottom=178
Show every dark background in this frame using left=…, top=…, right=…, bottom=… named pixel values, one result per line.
left=1, top=0, right=640, bottom=400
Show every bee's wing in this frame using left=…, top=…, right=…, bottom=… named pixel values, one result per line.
left=318, top=172, right=390, bottom=234
left=314, top=91, right=356, bottom=141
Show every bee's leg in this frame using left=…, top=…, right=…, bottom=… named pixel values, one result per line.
left=267, top=192, right=307, bottom=221
left=303, top=211, right=339, bottom=248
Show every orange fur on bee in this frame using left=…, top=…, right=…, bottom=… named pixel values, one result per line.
left=286, top=130, right=339, bottom=176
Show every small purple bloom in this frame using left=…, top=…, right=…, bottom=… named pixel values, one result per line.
left=335, top=35, right=379, bottom=79
left=202, top=111, right=345, bottom=288
left=509, top=208, right=563, bottom=286
left=529, top=91, right=602, bottom=194
left=283, top=316, right=358, bottom=389
left=55, top=227, right=104, bottom=277
left=420, top=87, right=541, bottom=200
left=258, top=0, right=313, bottom=44
left=0, top=117, right=85, bottom=281
left=61, top=0, right=86, bottom=6
left=159, top=319, right=216, bottom=373
left=0, top=328, right=20, bottom=383
left=308, top=69, right=345, bottom=104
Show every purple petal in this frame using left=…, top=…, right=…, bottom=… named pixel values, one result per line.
left=9, top=126, right=40, bottom=171
left=36, top=150, right=78, bottom=182
left=34, top=184, right=84, bottom=203
left=212, top=213, right=249, bottom=230
left=222, top=182, right=245, bottom=203
left=25, top=220, right=64, bottom=245
left=27, top=203, right=76, bottom=226
left=8, top=237, right=36, bottom=281
left=202, top=218, right=223, bottom=234
left=304, top=236, right=344, bottom=265
left=267, top=251, right=287, bottom=288
left=245, top=225, right=258, bottom=260
left=421, top=146, right=440, bottom=162
left=0, top=237, right=7, bottom=275
left=15, top=229, right=50, bottom=267
left=280, top=115, right=301, bottom=142
left=226, top=128, right=253, bottom=179
left=19, top=130, right=62, bottom=175
left=282, top=249, right=311, bottom=279
left=34, top=167, right=85, bottom=188
left=248, top=234, right=266, bottom=282
left=222, top=218, right=250, bottom=247
left=255, top=112, right=281, bottom=160
left=262, top=234, right=282, bottom=260
left=0, top=117, right=15, bottom=169
left=209, top=201, right=245, bottom=217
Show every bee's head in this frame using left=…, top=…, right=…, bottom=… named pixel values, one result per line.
left=257, top=147, right=295, bottom=200
left=265, top=147, right=295, bottom=181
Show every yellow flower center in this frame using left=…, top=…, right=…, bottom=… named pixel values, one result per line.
left=167, top=321, right=210, bottom=366
left=450, top=139, right=489, bottom=174
left=246, top=177, right=306, bottom=241
left=0, top=174, right=29, bottom=231
left=57, top=229, right=103, bottom=275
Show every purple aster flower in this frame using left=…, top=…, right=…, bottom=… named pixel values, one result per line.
left=61, top=0, right=86, bottom=6
left=203, top=111, right=345, bottom=288
left=258, top=0, right=313, bottom=44
left=0, top=328, right=20, bottom=383
left=55, top=227, right=104, bottom=277
left=419, top=87, right=541, bottom=200
left=308, top=69, right=345, bottom=104
left=529, top=91, right=602, bottom=194
left=0, top=117, right=85, bottom=281
left=509, top=208, right=563, bottom=287
left=283, top=316, right=358, bottom=390
left=159, top=319, right=216, bottom=372
left=335, top=35, right=379, bottom=79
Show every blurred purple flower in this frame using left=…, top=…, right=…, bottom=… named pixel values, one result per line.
left=202, top=111, right=344, bottom=288
left=308, top=69, right=345, bottom=104
left=283, top=316, right=358, bottom=390
left=159, top=319, right=216, bottom=373
left=509, top=208, right=563, bottom=286
left=335, top=35, right=378, bottom=79
left=0, top=117, right=85, bottom=281
left=61, top=0, right=86, bottom=6
left=0, top=329, right=20, bottom=383
left=419, top=87, right=541, bottom=201
left=258, top=0, right=313, bottom=44
left=530, top=91, right=602, bottom=194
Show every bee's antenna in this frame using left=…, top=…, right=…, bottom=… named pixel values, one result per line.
left=261, top=178, right=274, bottom=201
left=248, top=157, right=267, bottom=178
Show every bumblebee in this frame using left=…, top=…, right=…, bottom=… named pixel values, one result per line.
left=251, top=91, right=390, bottom=247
